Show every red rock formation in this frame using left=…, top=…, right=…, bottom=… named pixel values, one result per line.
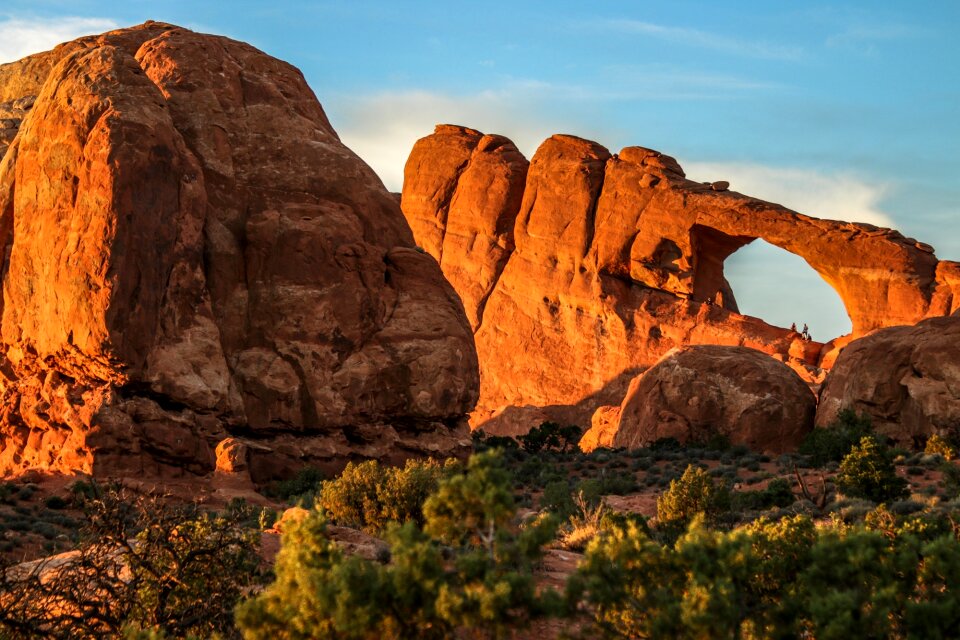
left=816, top=316, right=960, bottom=445
left=579, top=406, right=619, bottom=453
left=403, top=126, right=958, bottom=435
left=610, top=346, right=816, bottom=454
left=0, top=23, right=479, bottom=482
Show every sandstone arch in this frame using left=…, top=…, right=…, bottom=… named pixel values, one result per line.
left=402, top=126, right=960, bottom=434
left=723, top=238, right=853, bottom=340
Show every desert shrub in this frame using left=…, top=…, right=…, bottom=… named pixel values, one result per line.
left=317, top=458, right=450, bottom=534
left=569, top=514, right=960, bottom=639
left=471, top=429, right=521, bottom=454
left=558, top=493, right=608, bottom=552
left=835, top=436, right=909, bottom=503
left=0, top=482, right=17, bottom=504
left=864, top=503, right=956, bottom=542
left=237, top=450, right=563, bottom=639
left=656, top=464, right=731, bottom=540
left=799, top=409, right=874, bottom=467
left=517, top=422, right=582, bottom=454
left=942, top=463, right=960, bottom=498
left=732, top=478, right=796, bottom=511
left=514, top=455, right=564, bottom=487
left=43, top=495, right=69, bottom=510
left=599, top=510, right=650, bottom=537
left=69, top=479, right=98, bottom=503
left=541, top=480, right=576, bottom=519
left=925, top=434, right=956, bottom=460
left=576, top=472, right=639, bottom=504
left=269, top=466, right=324, bottom=503
left=568, top=515, right=815, bottom=638
left=0, top=483, right=260, bottom=639
left=649, top=437, right=682, bottom=452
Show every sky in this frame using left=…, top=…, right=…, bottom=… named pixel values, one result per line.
left=2, top=1, right=958, bottom=341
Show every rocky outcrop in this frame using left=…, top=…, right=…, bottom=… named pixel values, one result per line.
left=402, top=126, right=958, bottom=435
left=579, top=406, right=620, bottom=453
left=612, top=346, right=816, bottom=453
left=816, top=316, right=960, bottom=446
left=0, top=23, right=479, bottom=482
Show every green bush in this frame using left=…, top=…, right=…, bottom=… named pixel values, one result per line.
left=269, top=466, right=324, bottom=503
left=471, top=429, right=520, bottom=453
left=317, top=458, right=451, bottom=534
left=656, top=464, right=731, bottom=539
left=942, top=462, right=960, bottom=498
left=237, top=451, right=563, bottom=639
left=43, top=495, right=68, bottom=510
left=517, top=421, right=582, bottom=454
left=569, top=514, right=960, bottom=639
left=731, top=478, right=796, bottom=511
left=799, top=409, right=874, bottom=467
left=576, top=472, right=639, bottom=505
left=836, top=436, right=909, bottom=504
left=541, top=480, right=576, bottom=520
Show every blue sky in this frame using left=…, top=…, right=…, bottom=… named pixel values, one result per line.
left=2, top=1, right=958, bottom=340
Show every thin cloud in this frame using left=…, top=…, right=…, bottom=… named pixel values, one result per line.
left=584, top=18, right=803, bottom=60
left=0, top=16, right=120, bottom=63
left=683, top=161, right=896, bottom=228
left=326, top=86, right=618, bottom=191
left=328, top=76, right=781, bottom=190
left=826, top=23, right=927, bottom=56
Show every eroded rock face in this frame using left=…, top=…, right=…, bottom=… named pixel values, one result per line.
left=816, top=316, right=960, bottom=445
left=0, top=23, right=479, bottom=481
left=579, top=406, right=620, bottom=453
left=402, top=126, right=958, bottom=435
left=612, top=346, right=816, bottom=453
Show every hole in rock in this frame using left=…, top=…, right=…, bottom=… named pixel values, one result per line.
left=724, top=239, right=852, bottom=341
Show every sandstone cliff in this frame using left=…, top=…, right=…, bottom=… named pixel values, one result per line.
left=403, top=125, right=959, bottom=435
left=0, top=23, right=479, bottom=482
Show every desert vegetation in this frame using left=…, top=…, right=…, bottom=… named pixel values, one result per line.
left=1, top=416, right=959, bottom=638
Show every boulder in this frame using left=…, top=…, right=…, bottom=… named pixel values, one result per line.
left=579, top=405, right=620, bottom=452
left=816, top=316, right=960, bottom=445
left=611, top=346, right=816, bottom=453
left=0, top=23, right=479, bottom=482
left=402, top=126, right=958, bottom=435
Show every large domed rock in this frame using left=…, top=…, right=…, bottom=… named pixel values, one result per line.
left=611, top=346, right=816, bottom=453
left=402, top=126, right=959, bottom=435
left=816, top=316, right=960, bottom=445
left=0, top=23, right=479, bottom=482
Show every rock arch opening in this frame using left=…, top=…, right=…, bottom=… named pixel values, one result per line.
left=723, top=238, right=852, bottom=341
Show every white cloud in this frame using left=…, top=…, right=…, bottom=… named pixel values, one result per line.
left=682, top=161, right=896, bottom=228
left=583, top=19, right=803, bottom=60
left=826, top=24, right=925, bottom=56
left=327, top=85, right=615, bottom=191
left=0, top=17, right=119, bottom=64
left=327, top=76, right=778, bottom=191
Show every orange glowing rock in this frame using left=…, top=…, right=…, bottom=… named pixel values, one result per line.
left=402, top=125, right=959, bottom=439
left=0, top=23, right=479, bottom=481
